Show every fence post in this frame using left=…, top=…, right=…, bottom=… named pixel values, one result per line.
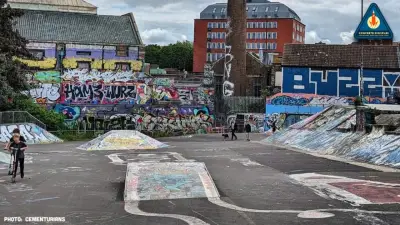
left=12, top=112, right=15, bottom=124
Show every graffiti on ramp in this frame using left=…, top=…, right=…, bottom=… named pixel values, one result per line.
left=0, top=123, right=63, bottom=144
left=77, top=130, right=169, bottom=150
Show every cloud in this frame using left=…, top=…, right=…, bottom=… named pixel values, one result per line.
left=87, top=0, right=400, bottom=45
left=141, top=28, right=187, bottom=45
left=305, top=31, right=331, bottom=44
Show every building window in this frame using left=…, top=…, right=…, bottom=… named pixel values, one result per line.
left=246, top=43, right=250, bottom=49
left=115, top=63, right=131, bottom=71
left=252, top=6, right=257, bottom=11
left=262, top=43, right=267, bottom=49
left=250, top=22, right=254, bottom=28
left=222, top=43, right=225, bottom=48
left=207, top=32, right=211, bottom=38
left=265, top=7, right=269, bottom=12
left=252, top=43, right=257, bottom=49
left=213, top=53, right=218, bottom=61
left=247, top=32, right=251, bottom=39
left=262, top=32, right=266, bottom=39
left=274, top=22, right=278, bottom=28
left=77, top=61, right=90, bottom=70
left=275, top=6, right=279, bottom=12
left=256, top=32, right=261, bottom=39
left=222, top=32, right=226, bottom=39
left=76, top=51, right=91, bottom=56
left=272, top=43, right=277, bottom=50
left=208, top=22, right=212, bottom=28
left=207, top=53, right=212, bottom=62
left=213, top=8, right=216, bottom=13
left=254, top=22, right=258, bottom=28
left=299, top=26, right=302, bottom=32
left=272, top=32, right=277, bottom=39
left=221, top=7, right=226, bottom=13
left=246, top=6, right=248, bottom=11
left=116, top=46, right=129, bottom=57
left=207, top=42, right=211, bottom=49
left=29, top=49, right=45, bottom=60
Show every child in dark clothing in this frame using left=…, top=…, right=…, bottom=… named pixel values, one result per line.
left=9, top=134, right=27, bottom=179
left=5, top=128, right=26, bottom=150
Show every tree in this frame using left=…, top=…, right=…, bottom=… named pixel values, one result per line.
left=144, top=44, right=162, bottom=65
left=158, top=41, right=193, bottom=72
left=0, top=0, right=31, bottom=109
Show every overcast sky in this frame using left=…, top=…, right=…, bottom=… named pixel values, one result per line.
left=87, top=0, right=400, bottom=45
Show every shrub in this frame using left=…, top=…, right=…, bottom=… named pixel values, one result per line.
left=11, top=96, right=65, bottom=130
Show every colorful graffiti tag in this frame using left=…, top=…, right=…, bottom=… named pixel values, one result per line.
left=282, top=67, right=400, bottom=98
left=267, top=93, right=387, bottom=106
left=0, top=123, right=62, bottom=144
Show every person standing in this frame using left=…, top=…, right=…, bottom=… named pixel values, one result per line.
left=229, top=122, right=237, bottom=141
left=245, top=123, right=251, bottom=141
left=9, top=134, right=28, bottom=179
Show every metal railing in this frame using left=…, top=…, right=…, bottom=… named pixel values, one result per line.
left=223, top=96, right=266, bottom=114
left=0, top=111, right=46, bottom=130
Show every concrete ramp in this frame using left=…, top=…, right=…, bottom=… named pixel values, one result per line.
left=0, top=123, right=63, bottom=144
left=77, top=130, right=168, bottom=151
left=124, top=162, right=219, bottom=201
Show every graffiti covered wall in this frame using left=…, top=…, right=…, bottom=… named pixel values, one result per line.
left=282, top=67, right=400, bottom=98
left=19, top=42, right=215, bottom=134
left=0, top=123, right=63, bottom=144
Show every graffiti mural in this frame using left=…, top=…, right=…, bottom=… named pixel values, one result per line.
left=0, top=123, right=63, bottom=144
left=264, top=113, right=308, bottom=132
left=267, top=93, right=387, bottom=106
left=223, top=17, right=234, bottom=96
left=23, top=83, right=61, bottom=104
left=282, top=67, right=400, bottom=98
left=227, top=113, right=264, bottom=132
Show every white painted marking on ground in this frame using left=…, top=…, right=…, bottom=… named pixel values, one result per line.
left=353, top=213, right=390, bottom=225
left=125, top=202, right=210, bottom=225
left=297, top=211, right=335, bottom=218
left=26, top=197, right=60, bottom=203
left=230, top=158, right=263, bottom=167
left=5, top=183, right=33, bottom=192
left=107, top=153, right=124, bottom=164
left=290, top=173, right=400, bottom=206
left=208, top=198, right=302, bottom=213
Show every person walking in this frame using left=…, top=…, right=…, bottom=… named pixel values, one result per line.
left=245, top=123, right=251, bottom=141
left=229, top=122, right=237, bottom=141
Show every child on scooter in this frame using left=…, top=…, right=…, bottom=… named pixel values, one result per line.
left=4, top=128, right=26, bottom=150
left=9, top=134, right=27, bottom=179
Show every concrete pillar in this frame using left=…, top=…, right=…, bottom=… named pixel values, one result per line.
left=224, top=0, right=247, bottom=96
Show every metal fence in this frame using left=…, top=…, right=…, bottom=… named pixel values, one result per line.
left=0, top=111, right=46, bottom=129
left=223, top=96, right=266, bottom=114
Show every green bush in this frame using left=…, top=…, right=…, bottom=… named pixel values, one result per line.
left=11, top=96, right=65, bottom=130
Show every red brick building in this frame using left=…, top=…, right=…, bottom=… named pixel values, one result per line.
left=193, top=0, right=305, bottom=73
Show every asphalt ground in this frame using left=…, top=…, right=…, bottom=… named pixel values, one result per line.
left=0, top=133, right=398, bottom=225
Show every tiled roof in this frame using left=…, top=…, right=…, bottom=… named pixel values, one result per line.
left=8, top=0, right=97, bottom=8
left=14, top=10, right=142, bottom=45
left=282, top=44, right=400, bottom=69
left=200, top=1, right=301, bottom=21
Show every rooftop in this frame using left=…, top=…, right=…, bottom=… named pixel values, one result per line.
left=8, top=0, right=97, bottom=14
left=282, top=44, right=400, bottom=69
left=200, top=1, right=301, bottom=21
left=14, top=10, right=142, bottom=45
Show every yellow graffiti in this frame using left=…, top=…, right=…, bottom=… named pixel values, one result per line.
left=15, top=57, right=56, bottom=69
left=103, top=59, right=143, bottom=71
left=62, top=58, right=143, bottom=71
left=62, top=58, right=92, bottom=69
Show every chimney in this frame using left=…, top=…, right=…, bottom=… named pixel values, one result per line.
left=225, top=0, right=247, bottom=96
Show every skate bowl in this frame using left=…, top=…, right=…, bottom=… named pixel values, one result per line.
left=263, top=106, right=400, bottom=168
left=124, top=162, right=219, bottom=201
left=0, top=123, right=63, bottom=145
left=77, top=130, right=169, bottom=151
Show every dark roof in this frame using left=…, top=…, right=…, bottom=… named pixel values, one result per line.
left=282, top=44, right=400, bottom=69
left=200, top=1, right=301, bottom=21
left=14, top=10, right=142, bottom=45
